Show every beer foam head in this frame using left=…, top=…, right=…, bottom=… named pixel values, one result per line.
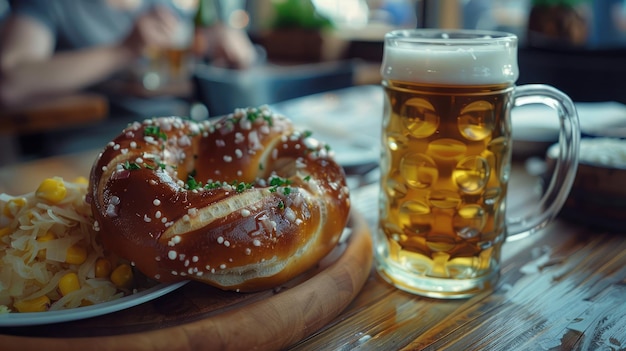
left=381, top=30, right=519, bottom=86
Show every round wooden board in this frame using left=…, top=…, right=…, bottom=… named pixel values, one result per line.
left=0, top=212, right=373, bottom=351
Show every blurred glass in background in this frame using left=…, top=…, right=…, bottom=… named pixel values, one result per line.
left=137, top=0, right=197, bottom=91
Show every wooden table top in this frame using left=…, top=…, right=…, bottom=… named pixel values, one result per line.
left=0, top=147, right=624, bottom=350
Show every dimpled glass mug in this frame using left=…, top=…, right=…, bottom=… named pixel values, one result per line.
left=376, top=29, right=580, bottom=299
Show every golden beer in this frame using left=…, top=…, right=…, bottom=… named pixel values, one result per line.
left=141, top=21, right=193, bottom=89
left=164, top=47, right=192, bottom=80
left=143, top=46, right=192, bottom=86
left=376, top=29, right=519, bottom=298
left=378, top=80, right=512, bottom=297
left=376, top=29, right=580, bottom=299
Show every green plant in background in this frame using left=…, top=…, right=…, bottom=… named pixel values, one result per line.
left=195, top=0, right=218, bottom=27
left=270, top=0, right=333, bottom=30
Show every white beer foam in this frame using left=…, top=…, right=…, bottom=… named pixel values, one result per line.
left=381, top=41, right=519, bottom=85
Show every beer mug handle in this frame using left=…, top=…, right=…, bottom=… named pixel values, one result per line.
left=506, top=84, right=580, bottom=241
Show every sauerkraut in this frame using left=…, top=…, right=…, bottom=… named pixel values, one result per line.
left=0, top=177, right=146, bottom=313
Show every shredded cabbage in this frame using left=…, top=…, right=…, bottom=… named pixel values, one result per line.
left=0, top=177, right=151, bottom=313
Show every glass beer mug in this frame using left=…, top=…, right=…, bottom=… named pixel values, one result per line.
left=376, top=29, right=580, bottom=299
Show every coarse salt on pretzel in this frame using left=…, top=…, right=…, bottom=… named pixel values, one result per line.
left=89, top=106, right=351, bottom=292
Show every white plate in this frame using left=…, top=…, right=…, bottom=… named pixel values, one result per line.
left=0, top=281, right=188, bottom=327
left=271, top=85, right=383, bottom=168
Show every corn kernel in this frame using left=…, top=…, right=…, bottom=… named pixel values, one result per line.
left=3, top=197, right=26, bottom=218
left=36, top=178, right=67, bottom=203
left=59, top=272, right=80, bottom=296
left=14, top=295, right=51, bottom=312
left=95, top=258, right=112, bottom=278
left=37, top=231, right=56, bottom=242
left=65, top=245, right=87, bottom=265
left=73, top=176, right=89, bottom=185
left=110, top=264, right=133, bottom=288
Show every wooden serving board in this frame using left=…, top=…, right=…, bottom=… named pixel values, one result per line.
left=0, top=212, right=372, bottom=351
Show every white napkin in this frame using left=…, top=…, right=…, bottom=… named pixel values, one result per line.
left=512, top=101, right=626, bottom=142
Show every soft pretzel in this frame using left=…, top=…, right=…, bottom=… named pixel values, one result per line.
left=88, top=107, right=351, bottom=292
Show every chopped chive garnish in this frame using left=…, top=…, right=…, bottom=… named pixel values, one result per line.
left=236, top=182, right=253, bottom=193
left=123, top=161, right=141, bottom=170
left=236, top=183, right=246, bottom=193
left=269, top=177, right=291, bottom=187
left=247, top=110, right=259, bottom=122
left=205, top=182, right=222, bottom=190
left=186, top=175, right=202, bottom=190
left=268, top=177, right=292, bottom=194
left=144, top=126, right=167, bottom=141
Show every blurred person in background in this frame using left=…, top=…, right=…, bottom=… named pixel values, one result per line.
left=0, top=0, right=257, bottom=117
